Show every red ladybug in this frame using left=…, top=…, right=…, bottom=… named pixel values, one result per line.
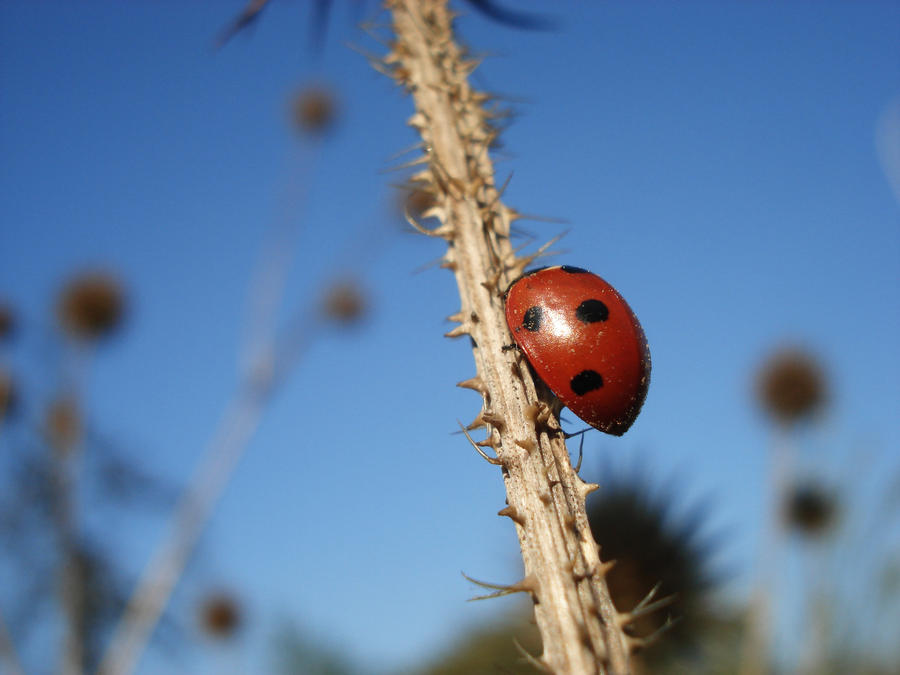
left=504, top=265, right=650, bottom=436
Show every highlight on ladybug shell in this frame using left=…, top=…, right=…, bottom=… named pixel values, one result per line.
left=504, top=265, right=650, bottom=436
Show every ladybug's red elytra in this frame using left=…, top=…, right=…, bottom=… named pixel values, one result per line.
left=504, top=265, right=650, bottom=436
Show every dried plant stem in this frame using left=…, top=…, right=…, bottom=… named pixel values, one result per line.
left=99, top=137, right=326, bottom=675
left=384, top=2, right=631, bottom=672
left=740, top=430, right=792, bottom=675
left=98, top=389, right=268, bottom=675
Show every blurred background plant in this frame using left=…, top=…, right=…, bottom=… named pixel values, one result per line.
left=0, top=275, right=184, bottom=674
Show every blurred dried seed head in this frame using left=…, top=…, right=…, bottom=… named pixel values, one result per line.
left=321, top=279, right=367, bottom=325
left=0, top=302, right=14, bottom=341
left=0, top=368, right=16, bottom=422
left=57, top=272, right=126, bottom=341
left=291, top=86, right=337, bottom=137
left=199, top=592, right=242, bottom=639
left=586, top=475, right=715, bottom=665
left=756, top=347, right=827, bottom=425
left=783, top=481, right=838, bottom=537
left=45, top=397, right=82, bottom=452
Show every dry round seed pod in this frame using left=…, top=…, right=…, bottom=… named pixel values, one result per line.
left=321, top=279, right=367, bottom=325
left=756, top=347, right=827, bottom=426
left=783, top=481, right=838, bottom=537
left=199, top=592, right=242, bottom=639
left=290, top=86, right=337, bottom=137
left=57, top=272, right=126, bottom=341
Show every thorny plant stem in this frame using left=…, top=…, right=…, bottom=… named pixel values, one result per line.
left=385, top=2, right=632, bottom=672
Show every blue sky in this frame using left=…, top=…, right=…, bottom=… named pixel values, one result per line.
left=2, top=1, right=899, bottom=672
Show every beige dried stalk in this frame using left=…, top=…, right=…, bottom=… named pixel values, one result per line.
left=384, top=1, right=633, bottom=672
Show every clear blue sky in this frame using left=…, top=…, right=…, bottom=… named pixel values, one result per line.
left=2, top=1, right=898, bottom=673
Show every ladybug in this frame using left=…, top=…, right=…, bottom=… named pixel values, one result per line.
left=504, top=265, right=650, bottom=436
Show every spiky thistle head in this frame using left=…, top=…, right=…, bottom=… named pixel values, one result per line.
left=57, top=271, right=126, bottom=341
left=586, top=469, right=718, bottom=666
left=756, top=346, right=827, bottom=426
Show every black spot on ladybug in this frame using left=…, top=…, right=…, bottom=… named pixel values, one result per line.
left=571, top=370, right=603, bottom=396
left=560, top=265, right=589, bottom=274
left=522, top=306, right=543, bottom=332
left=576, top=299, right=609, bottom=324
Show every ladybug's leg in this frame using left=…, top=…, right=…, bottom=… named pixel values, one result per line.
left=501, top=343, right=518, bottom=352
left=563, top=427, right=591, bottom=473
left=574, top=433, right=585, bottom=473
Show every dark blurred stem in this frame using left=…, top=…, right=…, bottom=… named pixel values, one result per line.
left=54, top=345, right=89, bottom=675
left=55, top=451, right=84, bottom=675
left=0, top=608, right=25, bottom=675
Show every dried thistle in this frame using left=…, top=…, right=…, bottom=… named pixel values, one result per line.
left=321, top=279, right=368, bottom=325
left=198, top=592, right=242, bottom=639
left=756, top=347, right=827, bottom=425
left=57, top=272, right=126, bottom=341
left=290, top=86, right=338, bottom=137
left=783, top=481, right=838, bottom=538
left=586, top=475, right=716, bottom=665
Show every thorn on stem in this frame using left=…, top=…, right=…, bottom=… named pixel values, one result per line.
left=461, top=572, right=538, bottom=602
left=457, top=420, right=502, bottom=465
left=512, top=638, right=552, bottom=673
left=497, top=505, right=525, bottom=526
left=404, top=207, right=455, bottom=240
left=457, top=376, right=488, bottom=395
left=481, top=409, right=506, bottom=432
left=444, top=324, right=470, bottom=339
